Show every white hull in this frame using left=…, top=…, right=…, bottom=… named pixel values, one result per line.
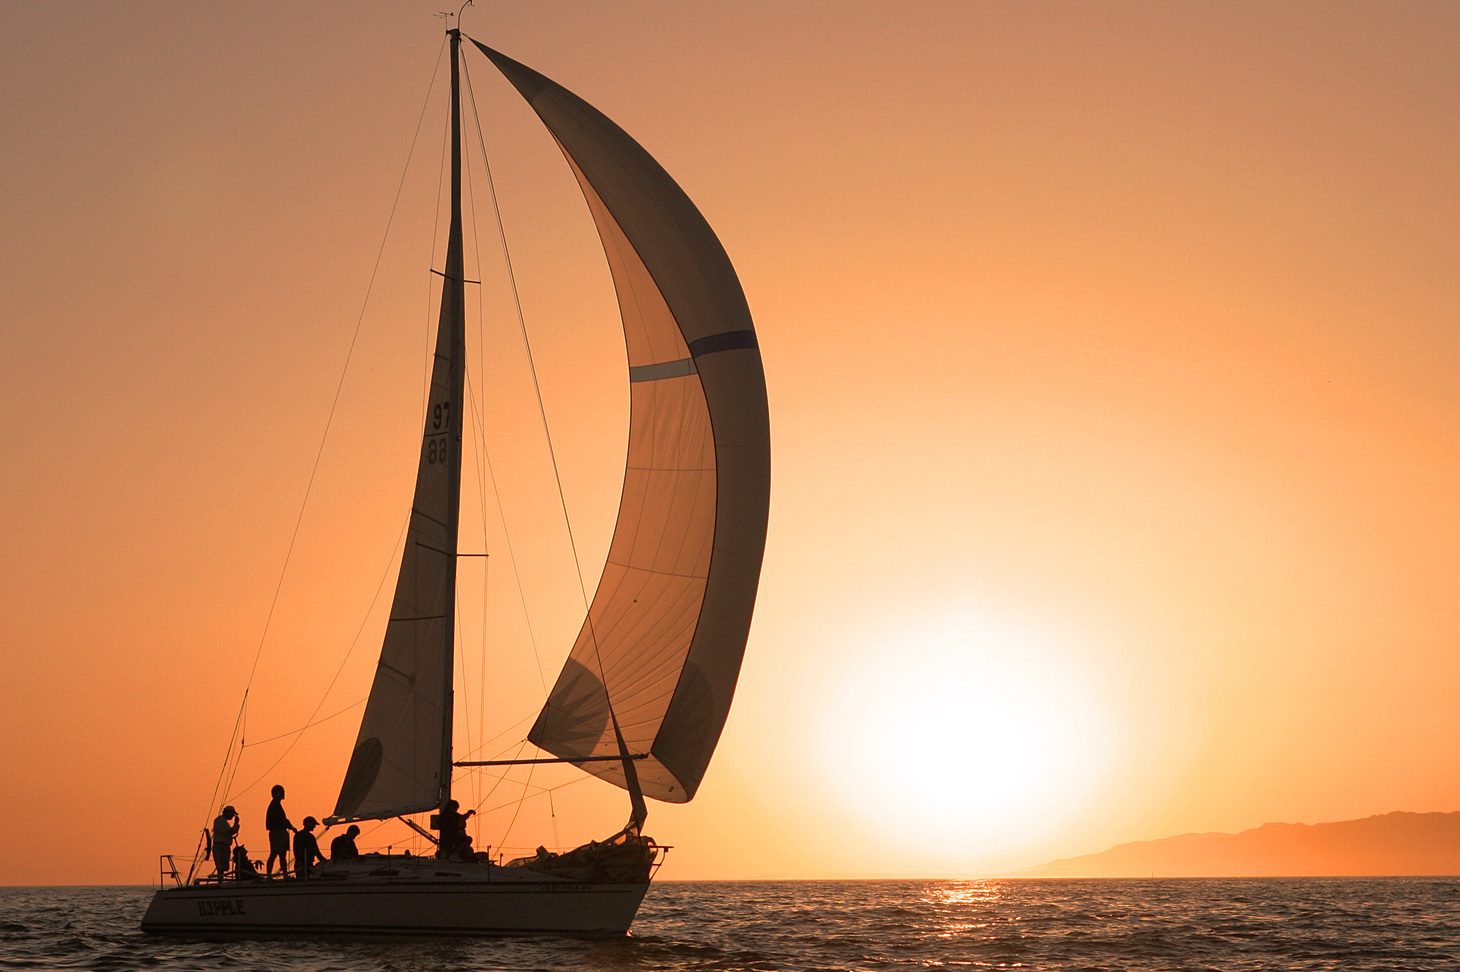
left=141, top=857, right=650, bottom=938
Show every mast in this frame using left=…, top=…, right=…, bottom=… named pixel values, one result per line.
left=439, top=26, right=466, bottom=811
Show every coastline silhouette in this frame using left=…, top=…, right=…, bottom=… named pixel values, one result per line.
left=1017, top=811, right=1460, bottom=878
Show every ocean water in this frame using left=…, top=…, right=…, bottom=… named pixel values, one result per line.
left=1, top=878, right=1457, bottom=970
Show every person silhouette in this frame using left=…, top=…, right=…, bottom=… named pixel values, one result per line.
left=293, top=816, right=325, bottom=879
left=264, top=784, right=297, bottom=878
left=211, top=805, right=239, bottom=880
left=330, top=824, right=362, bottom=861
left=435, top=799, right=476, bottom=860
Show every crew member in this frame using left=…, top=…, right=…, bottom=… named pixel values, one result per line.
left=435, top=799, right=476, bottom=861
left=264, top=784, right=296, bottom=878
left=330, top=824, right=361, bottom=862
left=293, top=816, right=325, bottom=879
left=211, top=805, right=239, bottom=880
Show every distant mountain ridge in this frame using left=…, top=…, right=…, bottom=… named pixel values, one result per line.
left=1018, top=811, right=1460, bottom=877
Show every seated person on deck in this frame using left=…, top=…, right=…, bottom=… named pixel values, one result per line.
left=434, top=800, right=476, bottom=861
left=330, top=824, right=361, bottom=862
left=231, top=845, right=261, bottom=880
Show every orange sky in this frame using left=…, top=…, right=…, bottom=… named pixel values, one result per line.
left=3, top=2, right=1459, bottom=886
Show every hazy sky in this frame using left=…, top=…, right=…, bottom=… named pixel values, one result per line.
left=3, top=1, right=1459, bottom=885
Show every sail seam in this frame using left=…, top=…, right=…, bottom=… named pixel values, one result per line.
left=411, top=508, right=450, bottom=529
left=600, top=559, right=708, bottom=580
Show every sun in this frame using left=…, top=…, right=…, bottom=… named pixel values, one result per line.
left=814, top=609, right=1116, bottom=865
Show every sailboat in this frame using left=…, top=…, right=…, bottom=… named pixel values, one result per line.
left=141, top=25, right=769, bottom=938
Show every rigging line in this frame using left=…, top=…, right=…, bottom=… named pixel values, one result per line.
left=458, top=728, right=538, bottom=765
left=497, top=755, right=539, bottom=850
left=461, top=368, right=489, bottom=818
left=221, top=46, right=437, bottom=803
left=460, top=62, right=550, bottom=697
left=424, top=81, right=451, bottom=414
left=479, top=771, right=590, bottom=818
left=467, top=368, right=549, bottom=696
left=218, top=694, right=250, bottom=809
left=183, top=828, right=209, bottom=885
left=355, top=816, right=393, bottom=846
left=467, top=770, right=567, bottom=793
left=456, top=98, right=490, bottom=776
left=191, top=690, right=249, bottom=874
left=479, top=554, right=489, bottom=814
left=235, top=510, right=404, bottom=741
left=238, top=37, right=448, bottom=702
left=224, top=510, right=414, bottom=799
left=468, top=739, right=529, bottom=846
left=238, top=696, right=367, bottom=748
left=458, top=100, right=536, bottom=837
left=452, top=710, right=537, bottom=760
left=460, top=70, right=493, bottom=820
left=455, top=598, right=475, bottom=762
left=463, top=34, right=590, bottom=594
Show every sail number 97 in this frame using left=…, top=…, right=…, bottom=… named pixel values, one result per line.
left=427, top=402, right=452, bottom=465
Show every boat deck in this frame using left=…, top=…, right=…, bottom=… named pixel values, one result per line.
left=142, top=854, right=651, bottom=938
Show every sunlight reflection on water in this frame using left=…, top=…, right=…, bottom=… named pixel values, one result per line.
left=926, top=879, right=1005, bottom=907
left=924, top=880, right=1007, bottom=940
left=3, top=878, right=1458, bottom=971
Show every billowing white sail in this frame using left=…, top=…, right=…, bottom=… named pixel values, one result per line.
left=332, top=39, right=468, bottom=824
left=474, top=42, right=771, bottom=804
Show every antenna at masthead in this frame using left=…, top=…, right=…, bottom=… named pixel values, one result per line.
left=436, top=0, right=471, bottom=33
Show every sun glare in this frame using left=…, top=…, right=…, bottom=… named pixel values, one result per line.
left=816, top=609, right=1116, bottom=866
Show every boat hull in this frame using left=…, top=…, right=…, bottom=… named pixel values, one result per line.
left=141, top=860, right=650, bottom=938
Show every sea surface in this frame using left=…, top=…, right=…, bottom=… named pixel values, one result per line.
left=1, top=878, right=1457, bottom=970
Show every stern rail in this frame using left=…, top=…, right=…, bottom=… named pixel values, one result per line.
left=158, top=854, right=182, bottom=888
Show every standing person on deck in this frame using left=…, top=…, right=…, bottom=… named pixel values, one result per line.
left=293, top=816, right=325, bottom=879
left=211, top=806, right=239, bottom=880
left=264, top=784, right=296, bottom=878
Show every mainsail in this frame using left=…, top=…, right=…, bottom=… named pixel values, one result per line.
left=475, top=42, right=771, bottom=804
left=332, top=34, right=467, bottom=823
